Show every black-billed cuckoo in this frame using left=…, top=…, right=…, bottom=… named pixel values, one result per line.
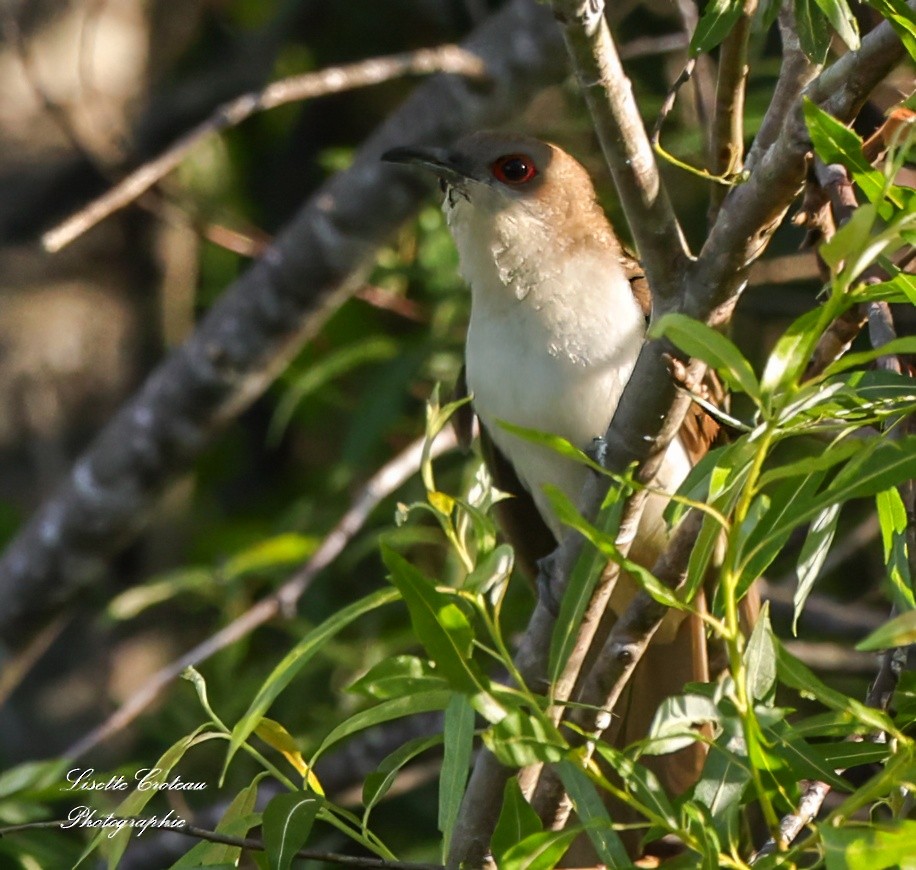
left=383, top=132, right=746, bottom=825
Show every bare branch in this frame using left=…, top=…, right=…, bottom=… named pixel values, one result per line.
left=0, top=0, right=567, bottom=647
left=42, top=45, right=489, bottom=253
left=64, top=429, right=457, bottom=761
left=745, top=2, right=820, bottom=173
left=530, top=510, right=705, bottom=828
left=551, top=0, right=691, bottom=303
left=709, top=0, right=758, bottom=217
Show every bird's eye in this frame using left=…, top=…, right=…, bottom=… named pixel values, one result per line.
left=491, top=154, right=537, bottom=185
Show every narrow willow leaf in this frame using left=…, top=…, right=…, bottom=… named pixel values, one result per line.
left=225, top=588, right=398, bottom=776
left=262, top=791, right=321, bottom=870
left=811, top=0, right=859, bottom=49
left=557, top=761, right=631, bottom=867
left=500, top=830, right=581, bottom=870
left=876, top=487, right=914, bottom=609
left=793, top=503, right=841, bottom=634
left=760, top=307, right=825, bottom=403
left=775, top=640, right=896, bottom=734
left=483, top=710, right=567, bottom=767
left=255, top=718, right=322, bottom=792
left=439, top=695, right=475, bottom=858
left=868, top=0, right=916, bottom=59
left=491, top=778, right=544, bottom=863
left=744, top=604, right=777, bottom=702
left=381, top=545, right=480, bottom=696
left=794, top=0, right=832, bottom=61
left=592, top=746, right=678, bottom=828
left=362, top=734, right=443, bottom=814
left=170, top=774, right=264, bottom=867
left=347, top=655, right=448, bottom=700
left=689, top=0, right=744, bottom=55
left=650, top=313, right=761, bottom=401
left=312, top=690, right=452, bottom=762
left=803, top=99, right=884, bottom=203
left=645, top=694, right=721, bottom=755
left=693, top=717, right=751, bottom=844
left=856, top=609, right=916, bottom=651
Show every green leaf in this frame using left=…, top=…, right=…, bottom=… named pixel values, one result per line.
left=546, top=486, right=693, bottom=614
left=744, top=604, right=777, bottom=702
left=439, top=695, right=475, bottom=857
left=556, top=761, right=630, bottom=867
left=689, top=0, right=745, bottom=55
left=775, top=639, right=896, bottom=734
left=795, top=0, right=832, bottom=61
left=692, top=717, right=752, bottom=844
left=500, top=829, right=581, bottom=870
left=270, top=336, right=400, bottom=441
left=857, top=609, right=916, bottom=651
left=75, top=727, right=223, bottom=869
left=760, top=307, right=825, bottom=402
left=362, top=734, right=443, bottom=814
left=347, top=655, right=448, bottom=700
left=650, top=313, right=761, bottom=401
left=382, top=548, right=505, bottom=721
left=312, top=690, right=452, bottom=762
left=549, top=486, right=626, bottom=683
left=868, top=0, right=916, bottom=60
left=822, top=821, right=916, bottom=870
left=491, top=778, right=544, bottom=862
left=811, top=0, right=859, bottom=49
left=224, top=533, right=319, bottom=579
left=876, top=486, right=915, bottom=609
left=591, top=746, right=678, bottom=828
left=262, top=791, right=321, bottom=870
left=225, top=588, right=398, bottom=776
left=822, top=337, right=916, bottom=378
left=483, top=710, right=567, bottom=767
left=645, top=694, right=720, bottom=755
left=170, top=774, right=265, bottom=867
left=793, top=502, right=841, bottom=634
left=804, top=100, right=880, bottom=194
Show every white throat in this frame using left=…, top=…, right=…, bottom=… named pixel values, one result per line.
left=448, top=195, right=654, bottom=537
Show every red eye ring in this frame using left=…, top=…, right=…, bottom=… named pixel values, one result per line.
left=491, top=153, right=537, bottom=185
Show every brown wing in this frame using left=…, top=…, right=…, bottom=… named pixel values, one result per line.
left=678, top=368, right=728, bottom=465
left=620, top=249, right=724, bottom=466
left=452, top=366, right=555, bottom=579
left=451, top=365, right=475, bottom=451
left=479, top=423, right=557, bottom=580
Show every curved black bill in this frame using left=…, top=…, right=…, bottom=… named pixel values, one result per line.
left=381, top=146, right=470, bottom=185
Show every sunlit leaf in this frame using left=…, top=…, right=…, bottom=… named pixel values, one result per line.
left=857, top=609, right=916, bottom=651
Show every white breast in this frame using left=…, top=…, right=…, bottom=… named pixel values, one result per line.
left=454, top=204, right=650, bottom=537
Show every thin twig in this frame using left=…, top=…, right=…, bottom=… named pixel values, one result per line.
left=0, top=819, right=443, bottom=870
left=42, top=44, right=488, bottom=252
left=64, top=429, right=457, bottom=761
left=709, top=0, right=758, bottom=218
left=745, top=2, right=820, bottom=173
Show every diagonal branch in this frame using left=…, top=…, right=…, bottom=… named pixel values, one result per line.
left=42, top=44, right=489, bottom=253
left=551, top=0, right=691, bottom=303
